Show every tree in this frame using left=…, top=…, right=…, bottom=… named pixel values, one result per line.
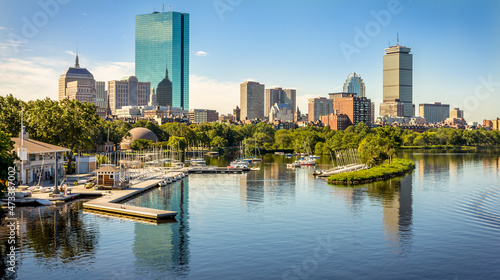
left=210, top=136, right=228, bottom=148
left=167, top=136, right=187, bottom=151
left=27, top=99, right=100, bottom=174
left=131, top=139, right=153, bottom=150
left=274, top=129, right=292, bottom=149
left=0, top=94, right=27, bottom=137
left=0, top=131, right=18, bottom=197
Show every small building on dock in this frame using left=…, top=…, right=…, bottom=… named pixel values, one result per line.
left=95, top=165, right=122, bottom=188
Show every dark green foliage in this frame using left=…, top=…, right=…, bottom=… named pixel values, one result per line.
left=131, top=139, right=153, bottom=150
left=0, top=130, right=18, bottom=197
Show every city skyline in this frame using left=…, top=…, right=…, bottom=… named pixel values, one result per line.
left=0, top=0, right=499, bottom=122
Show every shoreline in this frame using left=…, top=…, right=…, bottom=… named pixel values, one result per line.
left=327, top=159, right=415, bottom=185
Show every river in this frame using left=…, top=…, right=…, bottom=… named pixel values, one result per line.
left=2, top=150, right=500, bottom=279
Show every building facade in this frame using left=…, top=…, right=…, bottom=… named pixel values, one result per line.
left=188, top=109, right=219, bottom=124
left=136, top=11, right=189, bottom=110
left=269, top=103, right=294, bottom=122
left=265, top=88, right=296, bottom=118
left=320, top=114, right=350, bottom=130
left=58, top=55, right=96, bottom=102
left=332, top=94, right=372, bottom=126
left=343, top=72, right=366, bottom=97
left=108, top=76, right=150, bottom=115
left=450, top=108, right=464, bottom=119
left=382, top=44, right=413, bottom=117
left=419, top=102, right=450, bottom=123
left=308, top=97, right=333, bottom=122
left=240, top=81, right=265, bottom=120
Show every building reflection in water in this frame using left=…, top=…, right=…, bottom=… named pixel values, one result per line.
left=239, top=160, right=296, bottom=209
left=127, top=180, right=190, bottom=276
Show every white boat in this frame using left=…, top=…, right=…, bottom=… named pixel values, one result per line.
left=189, top=158, right=206, bottom=166
left=229, top=160, right=248, bottom=169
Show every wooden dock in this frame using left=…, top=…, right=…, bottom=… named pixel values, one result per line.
left=186, top=167, right=249, bottom=174
left=82, top=173, right=185, bottom=221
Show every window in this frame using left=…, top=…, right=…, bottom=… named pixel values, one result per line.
left=109, top=174, right=114, bottom=179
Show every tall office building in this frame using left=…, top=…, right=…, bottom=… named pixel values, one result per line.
left=136, top=11, right=189, bottom=110
left=108, top=76, right=150, bottom=115
left=240, top=81, right=265, bottom=120
left=95, top=81, right=107, bottom=108
left=419, top=102, right=449, bottom=123
left=265, top=88, right=296, bottom=118
left=58, top=55, right=95, bottom=101
left=308, top=97, right=333, bottom=122
left=381, top=41, right=413, bottom=117
left=450, top=108, right=464, bottom=119
left=343, top=72, right=366, bottom=97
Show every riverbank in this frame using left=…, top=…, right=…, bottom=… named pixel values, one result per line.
left=327, top=158, right=415, bottom=185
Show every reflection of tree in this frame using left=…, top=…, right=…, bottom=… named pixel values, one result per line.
left=25, top=201, right=99, bottom=262
left=0, top=212, right=17, bottom=280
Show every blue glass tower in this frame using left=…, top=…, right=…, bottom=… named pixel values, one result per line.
left=136, top=11, right=189, bottom=109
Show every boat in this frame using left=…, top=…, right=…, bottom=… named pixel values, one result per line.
left=229, top=160, right=248, bottom=169
left=189, top=158, right=206, bottom=166
left=158, top=180, right=167, bottom=187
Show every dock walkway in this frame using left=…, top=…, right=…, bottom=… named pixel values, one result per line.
left=82, top=173, right=185, bottom=221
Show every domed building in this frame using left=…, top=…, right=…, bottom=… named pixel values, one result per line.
left=120, top=127, right=158, bottom=150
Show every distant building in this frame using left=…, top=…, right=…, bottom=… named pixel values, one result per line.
left=120, top=127, right=158, bottom=150
left=95, top=81, right=107, bottom=108
left=240, top=81, right=265, bottom=120
left=66, top=80, right=94, bottom=103
left=320, top=114, right=350, bottom=130
left=58, top=55, right=97, bottom=104
left=136, top=11, right=189, bottom=109
left=382, top=42, right=413, bottom=117
left=371, top=102, right=375, bottom=123
left=265, top=88, right=296, bottom=118
left=332, top=94, right=372, bottom=126
left=218, top=114, right=233, bottom=122
left=156, top=69, right=173, bottom=107
left=483, top=119, right=493, bottom=128
left=233, top=106, right=241, bottom=122
left=108, top=76, right=150, bottom=115
left=419, top=102, right=450, bottom=123
left=308, top=97, right=333, bottom=122
left=450, top=108, right=464, bottom=119
left=269, top=103, right=294, bottom=122
left=343, top=72, right=366, bottom=97
left=189, top=109, right=219, bottom=124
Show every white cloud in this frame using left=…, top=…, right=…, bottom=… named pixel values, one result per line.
left=0, top=26, right=7, bottom=30
left=90, top=62, right=135, bottom=82
left=189, top=75, right=239, bottom=114
left=82, top=12, right=87, bottom=16
left=194, top=51, right=208, bottom=57
left=65, top=50, right=77, bottom=56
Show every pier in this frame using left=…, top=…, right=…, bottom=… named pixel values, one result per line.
left=82, top=173, right=184, bottom=221
left=183, top=167, right=250, bottom=174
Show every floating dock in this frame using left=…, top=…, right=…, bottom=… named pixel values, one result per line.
left=82, top=173, right=184, bottom=221
left=186, top=167, right=249, bottom=174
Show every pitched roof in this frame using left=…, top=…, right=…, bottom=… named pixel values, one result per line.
left=11, top=138, right=70, bottom=154
left=95, top=165, right=121, bottom=173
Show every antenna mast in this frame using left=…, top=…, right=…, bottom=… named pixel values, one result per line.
left=397, top=32, right=399, bottom=46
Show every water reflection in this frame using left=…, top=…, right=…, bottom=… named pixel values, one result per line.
left=363, top=175, right=414, bottom=255
left=125, top=180, right=190, bottom=276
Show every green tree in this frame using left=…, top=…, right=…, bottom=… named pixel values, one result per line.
left=0, top=131, right=18, bottom=197
left=26, top=99, right=100, bottom=174
left=167, top=136, right=187, bottom=151
left=210, top=136, right=228, bottom=148
left=0, top=94, right=27, bottom=136
left=274, top=129, right=292, bottom=149
left=131, top=139, right=153, bottom=150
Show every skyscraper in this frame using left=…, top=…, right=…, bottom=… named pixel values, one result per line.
left=240, top=81, right=265, bottom=120
left=156, top=68, right=173, bottom=107
left=308, top=97, right=333, bottom=122
left=107, top=76, right=150, bottom=115
left=381, top=40, right=413, bottom=117
left=343, top=72, right=366, bottom=97
left=136, top=11, right=189, bottom=110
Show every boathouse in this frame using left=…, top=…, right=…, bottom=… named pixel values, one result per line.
left=95, top=165, right=122, bottom=188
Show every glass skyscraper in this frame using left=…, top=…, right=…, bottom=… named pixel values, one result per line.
left=343, top=72, right=366, bottom=97
left=136, top=11, right=189, bottom=110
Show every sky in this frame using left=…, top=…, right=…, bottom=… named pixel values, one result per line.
left=0, top=0, right=499, bottom=122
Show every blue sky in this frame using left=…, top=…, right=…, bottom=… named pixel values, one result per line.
left=1, top=0, right=499, bottom=122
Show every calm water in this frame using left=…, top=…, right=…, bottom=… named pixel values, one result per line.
left=2, top=151, right=500, bottom=279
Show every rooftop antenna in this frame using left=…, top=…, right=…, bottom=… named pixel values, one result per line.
left=397, top=32, right=399, bottom=46
left=162, top=4, right=164, bottom=12
left=169, top=4, right=171, bottom=11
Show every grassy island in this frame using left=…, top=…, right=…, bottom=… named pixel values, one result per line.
left=327, top=158, right=415, bottom=185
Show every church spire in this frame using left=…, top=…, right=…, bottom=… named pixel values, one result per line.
left=75, top=54, right=80, bottom=68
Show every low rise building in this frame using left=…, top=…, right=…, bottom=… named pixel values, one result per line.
left=269, top=103, right=294, bottom=122
left=189, top=109, right=219, bottom=124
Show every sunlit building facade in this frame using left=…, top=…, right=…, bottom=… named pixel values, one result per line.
left=382, top=44, right=413, bottom=117
left=343, top=72, right=366, bottom=97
